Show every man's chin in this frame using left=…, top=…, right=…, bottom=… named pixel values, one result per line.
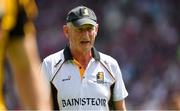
left=81, top=47, right=91, bottom=54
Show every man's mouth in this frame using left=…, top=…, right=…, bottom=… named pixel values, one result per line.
left=80, top=41, right=90, bottom=44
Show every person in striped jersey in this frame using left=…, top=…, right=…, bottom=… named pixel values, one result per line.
left=0, top=0, right=52, bottom=109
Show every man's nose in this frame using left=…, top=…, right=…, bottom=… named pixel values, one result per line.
left=82, top=30, right=89, bottom=36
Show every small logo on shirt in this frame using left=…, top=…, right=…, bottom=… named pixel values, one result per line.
left=62, top=75, right=71, bottom=82
left=96, top=72, right=104, bottom=84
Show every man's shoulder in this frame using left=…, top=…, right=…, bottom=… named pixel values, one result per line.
left=43, top=49, right=64, bottom=63
left=99, top=52, right=117, bottom=64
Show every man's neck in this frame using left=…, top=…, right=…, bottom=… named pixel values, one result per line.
left=70, top=49, right=92, bottom=69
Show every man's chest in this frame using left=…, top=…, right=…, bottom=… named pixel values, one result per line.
left=52, top=62, right=115, bottom=99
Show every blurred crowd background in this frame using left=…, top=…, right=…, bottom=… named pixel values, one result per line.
left=4, top=0, right=180, bottom=110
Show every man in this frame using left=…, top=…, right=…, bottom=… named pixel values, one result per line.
left=0, top=0, right=52, bottom=109
left=41, top=6, right=128, bottom=110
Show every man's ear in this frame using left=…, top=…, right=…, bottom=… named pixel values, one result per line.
left=63, top=25, right=69, bottom=39
left=95, top=24, right=99, bottom=35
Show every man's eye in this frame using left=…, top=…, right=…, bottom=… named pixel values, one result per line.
left=87, top=27, right=93, bottom=31
left=76, top=28, right=83, bottom=32
left=76, top=27, right=93, bottom=32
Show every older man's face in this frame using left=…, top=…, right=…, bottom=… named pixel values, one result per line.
left=67, top=23, right=98, bottom=54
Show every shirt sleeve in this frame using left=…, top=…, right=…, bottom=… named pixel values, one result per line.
left=41, top=60, right=52, bottom=82
left=113, top=61, right=128, bottom=101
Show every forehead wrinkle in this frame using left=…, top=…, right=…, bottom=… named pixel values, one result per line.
left=79, top=24, right=94, bottom=28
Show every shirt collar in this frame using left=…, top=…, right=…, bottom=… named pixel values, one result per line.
left=63, top=45, right=100, bottom=61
